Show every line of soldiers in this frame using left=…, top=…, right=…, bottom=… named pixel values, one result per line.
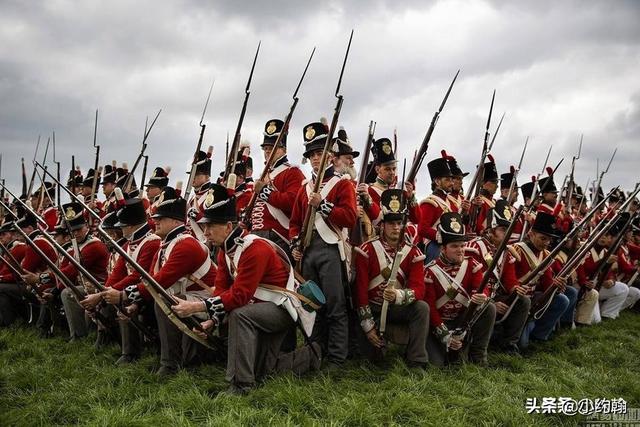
left=1, top=118, right=640, bottom=394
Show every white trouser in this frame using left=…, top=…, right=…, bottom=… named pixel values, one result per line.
left=592, top=282, right=629, bottom=323
left=622, top=285, right=640, bottom=310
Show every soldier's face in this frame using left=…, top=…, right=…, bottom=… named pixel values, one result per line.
left=501, top=188, right=517, bottom=203
left=102, top=183, right=115, bottom=196
left=483, top=180, right=498, bottom=194
left=452, top=177, right=463, bottom=191
left=81, top=186, right=92, bottom=197
left=529, top=231, right=552, bottom=251
left=382, top=220, right=402, bottom=242
left=597, top=234, right=612, bottom=247
left=72, top=226, right=89, bottom=241
left=442, top=242, right=465, bottom=264
left=203, top=222, right=232, bottom=246
left=262, top=145, right=286, bottom=162
left=0, top=231, right=11, bottom=245
left=147, top=186, right=161, bottom=199
left=543, top=192, right=558, bottom=204
left=153, top=217, right=182, bottom=238
left=375, top=163, right=396, bottom=185
left=309, top=150, right=330, bottom=172
left=488, top=226, right=506, bottom=245
left=193, top=174, right=210, bottom=188
left=435, top=177, right=453, bottom=192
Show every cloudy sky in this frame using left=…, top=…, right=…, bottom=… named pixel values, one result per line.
left=1, top=0, right=639, bottom=201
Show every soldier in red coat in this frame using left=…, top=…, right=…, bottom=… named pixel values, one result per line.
left=31, top=182, right=58, bottom=232
left=442, top=150, right=471, bottom=215
left=354, top=188, right=429, bottom=368
left=290, top=121, right=357, bottom=369
left=536, top=168, right=572, bottom=235
left=42, top=203, right=110, bottom=342
left=509, top=212, right=575, bottom=348
left=186, top=147, right=213, bottom=242
left=424, top=212, right=496, bottom=367
left=469, top=155, right=499, bottom=235
left=124, top=187, right=217, bottom=376
left=250, top=119, right=306, bottom=255
left=499, top=168, right=525, bottom=243
left=418, top=156, right=455, bottom=263
left=101, top=194, right=161, bottom=364
left=173, top=183, right=322, bottom=394
left=0, top=213, right=57, bottom=327
left=357, top=138, right=419, bottom=231
left=0, top=221, right=26, bottom=283
left=144, top=166, right=170, bottom=230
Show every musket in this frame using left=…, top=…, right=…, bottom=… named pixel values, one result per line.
left=565, top=135, right=582, bottom=212
left=0, top=196, right=114, bottom=328
left=52, top=131, right=61, bottom=208
left=592, top=148, right=617, bottom=207
left=528, top=186, right=639, bottom=321
left=30, top=164, right=223, bottom=352
left=487, top=112, right=505, bottom=154
left=223, top=42, right=261, bottom=188
left=349, top=120, right=376, bottom=246
left=35, top=137, right=51, bottom=212
left=241, top=47, right=315, bottom=226
left=393, top=127, right=398, bottom=156
left=184, top=79, right=215, bottom=199
left=140, top=155, right=149, bottom=194
left=26, top=136, right=41, bottom=199
left=467, top=91, right=496, bottom=230
left=505, top=136, right=529, bottom=205
left=89, top=109, right=100, bottom=206
left=225, top=132, right=229, bottom=164
left=21, top=157, right=27, bottom=197
left=379, top=159, right=409, bottom=338
left=71, top=155, right=76, bottom=195
left=406, top=70, right=460, bottom=184
left=296, top=30, right=354, bottom=272
left=450, top=202, right=527, bottom=357
left=123, top=109, right=162, bottom=193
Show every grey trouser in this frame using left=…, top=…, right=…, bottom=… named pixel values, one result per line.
left=226, top=302, right=320, bottom=387
left=492, top=294, right=531, bottom=347
left=359, top=301, right=430, bottom=364
left=61, top=286, right=89, bottom=338
left=154, top=301, right=205, bottom=370
left=302, top=234, right=349, bottom=364
left=120, top=302, right=156, bottom=357
left=427, top=302, right=496, bottom=367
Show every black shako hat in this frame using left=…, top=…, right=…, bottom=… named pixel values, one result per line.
left=60, top=202, right=87, bottom=231
left=146, top=167, right=170, bottom=188
left=532, top=211, right=560, bottom=237
left=380, top=189, right=405, bottom=222
left=427, top=157, right=453, bottom=180
left=262, top=119, right=286, bottom=148
left=371, top=138, right=395, bottom=165
left=437, top=212, right=470, bottom=244
left=151, top=187, right=186, bottom=221
left=487, top=199, right=513, bottom=229
left=331, top=128, right=360, bottom=158
left=197, top=183, right=237, bottom=224
left=302, top=121, right=329, bottom=158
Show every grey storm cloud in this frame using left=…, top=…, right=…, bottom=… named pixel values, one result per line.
left=1, top=0, right=639, bottom=201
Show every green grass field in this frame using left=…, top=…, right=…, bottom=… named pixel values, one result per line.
left=1, top=313, right=639, bottom=426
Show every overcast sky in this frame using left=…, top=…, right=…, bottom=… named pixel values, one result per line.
left=1, top=0, right=639, bottom=202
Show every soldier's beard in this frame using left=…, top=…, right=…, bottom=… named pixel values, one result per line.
left=345, top=166, right=357, bottom=180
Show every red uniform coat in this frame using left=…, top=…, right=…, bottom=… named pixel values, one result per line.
left=0, top=241, right=27, bottom=282
left=289, top=169, right=357, bottom=240
left=367, top=181, right=420, bottom=226
left=508, top=241, right=553, bottom=292
left=250, top=156, right=305, bottom=240
left=105, top=226, right=160, bottom=292
left=21, top=231, right=57, bottom=273
left=138, top=226, right=216, bottom=299
left=55, top=237, right=110, bottom=290
left=213, top=232, right=289, bottom=311
left=473, top=193, right=496, bottom=235
left=465, top=237, right=519, bottom=294
left=354, top=237, right=425, bottom=309
left=418, top=190, right=453, bottom=242
left=424, top=256, right=487, bottom=327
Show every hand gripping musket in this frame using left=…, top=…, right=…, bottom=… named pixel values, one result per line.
left=296, top=30, right=354, bottom=273
left=241, top=47, right=316, bottom=227
left=223, top=42, right=261, bottom=189
left=184, top=79, right=215, bottom=199
left=0, top=196, right=115, bottom=329
left=406, top=70, right=460, bottom=184
left=123, top=110, right=162, bottom=194
left=28, top=164, right=222, bottom=352
left=592, top=148, right=617, bottom=205
left=505, top=136, right=529, bottom=205
left=26, top=136, right=41, bottom=200
left=379, top=160, right=409, bottom=338
left=529, top=186, right=640, bottom=320
left=467, top=91, right=497, bottom=231
left=448, top=203, right=526, bottom=359
left=349, top=120, right=376, bottom=246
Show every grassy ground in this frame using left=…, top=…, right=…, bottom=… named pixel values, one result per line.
left=1, top=313, right=639, bottom=426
